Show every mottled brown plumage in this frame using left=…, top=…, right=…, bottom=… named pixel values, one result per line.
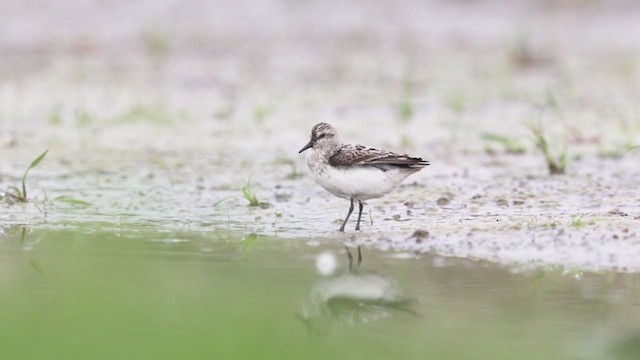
left=328, top=144, right=429, bottom=170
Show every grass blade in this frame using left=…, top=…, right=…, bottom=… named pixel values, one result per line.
left=54, top=196, right=92, bottom=206
left=29, top=259, right=46, bottom=277
left=8, top=186, right=23, bottom=199
left=28, top=149, right=49, bottom=171
left=21, top=149, right=49, bottom=201
left=482, top=133, right=526, bottom=154
left=241, top=176, right=260, bottom=206
left=213, top=196, right=234, bottom=207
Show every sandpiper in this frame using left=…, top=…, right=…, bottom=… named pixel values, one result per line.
left=299, top=122, right=429, bottom=232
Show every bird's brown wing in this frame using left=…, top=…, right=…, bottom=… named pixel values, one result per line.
left=328, top=144, right=429, bottom=169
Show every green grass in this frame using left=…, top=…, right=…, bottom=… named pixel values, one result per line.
left=241, top=233, right=260, bottom=251
left=241, top=178, right=259, bottom=206
left=398, top=75, right=414, bottom=123
left=597, top=141, right=639, bottom=159
left=570, top=216, right=585, bottom=229
left=54, top=196, right=92, bottom=207
left=482, top=133, right=526, bottom=154
left=5, top=149, right=48, bottom=203
left=213, top=196, right=234, bottom=207
left=527, top=121, right=567, bottom=175
left=399, top=98, right=414, bottom=122
left=623, top=145, right=640, bottom=156
left=399, top=133, right=414, bottom=150
left=241, top=177, right=270, bottom=208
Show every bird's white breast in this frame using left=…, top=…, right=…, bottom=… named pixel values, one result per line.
left=306, top=149, right=413, bottom=201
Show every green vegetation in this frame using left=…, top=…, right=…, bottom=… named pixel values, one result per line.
left=524, top=92, right=569, bottom=174
left=570, top=216, right=585, bottom=229
left=399, top=133, right=414, bottom=150
left=597, top=140, right=639, bottom=158
left=398, top=75, right=414, bottom=122
left=399, top=98, right=414, bottom=122
left=5, top=149, right=48, bottom=203
left=623, top=145, right=640, bottom=156
left=213, top=196, right=234, bottom=207
left=241, top=233, right=260, bottom=251
left=240, top=177, right=269, bottom=208
left=482, top=133, right=526, bottom=154
left=241, top=177, right=260, bottom=206
left=54, top=196, right=92, bottom=207
left=527, top=121, right=567, bottom=175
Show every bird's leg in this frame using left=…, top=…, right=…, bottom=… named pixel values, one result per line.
left=345, top=246, right=353, bottom=271
left=339, top=198, right=355, bottom=232
left=357, top=246, right=362, bottom=268
left=355, top=200, right=364, bottom=231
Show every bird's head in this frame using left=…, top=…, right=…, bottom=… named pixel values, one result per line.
left=299, top=122, right=339, bottom=153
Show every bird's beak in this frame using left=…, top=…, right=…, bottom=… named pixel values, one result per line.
left=298, top=139, right=313, bottom=153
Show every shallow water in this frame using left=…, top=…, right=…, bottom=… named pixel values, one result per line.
left=2, top=227, right=640, bottom=360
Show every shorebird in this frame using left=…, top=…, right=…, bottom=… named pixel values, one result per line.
left=299, top=122, right=429, bottom=232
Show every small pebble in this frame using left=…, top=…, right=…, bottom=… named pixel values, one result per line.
left=437, top=197, right=450, bottom=206
left=411, top=229, right=430, bottom=242
left=608, top=208, right=628, bottom=216
left=404, top=201, right=415, bottom=208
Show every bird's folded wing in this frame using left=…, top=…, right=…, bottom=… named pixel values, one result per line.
left=328, top=145, right=429, bottom=168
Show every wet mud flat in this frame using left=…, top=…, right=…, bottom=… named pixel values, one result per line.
left=1, top=128, right=638, bottom=273
left=1, top=0, right=640, bottom=272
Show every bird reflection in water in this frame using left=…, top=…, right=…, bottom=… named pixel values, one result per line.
left=296, top=246, right=419, bottom=336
